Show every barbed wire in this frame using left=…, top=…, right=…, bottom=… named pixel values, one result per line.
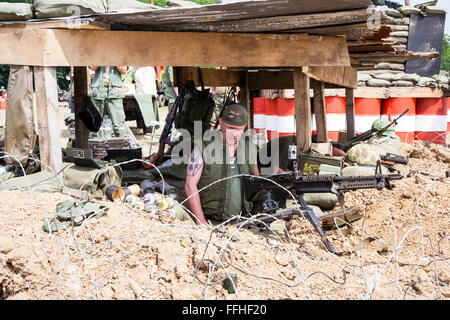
left=0, top=142, right=448, bottom=300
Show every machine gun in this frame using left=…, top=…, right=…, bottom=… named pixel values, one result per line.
left=236, top=161, right=403, bottom=255
left=332, top=109, right=409, bottom=152
left=380, top=153, right=409, bottom=171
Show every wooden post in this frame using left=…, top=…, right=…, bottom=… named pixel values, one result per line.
left=293, top=68, right=311, bottom=153
left=345, top=88, right=355, bottom=140
left=312, top=80, right=328, bottom=142
left=34, top=67, right=62, bottom=173
left=240, top=71, right=252, bottom=128
left=73, top=67, right=89, bottom=149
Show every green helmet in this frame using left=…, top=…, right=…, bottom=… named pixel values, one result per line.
left=371, top=118, right=396, bottom=137
left=346, top=143, right=380, bottom=166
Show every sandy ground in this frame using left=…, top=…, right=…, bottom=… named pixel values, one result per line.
left=0, top=104, right=449, bottom=300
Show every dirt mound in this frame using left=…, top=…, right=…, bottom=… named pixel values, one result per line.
left=0, top=142, right=449, bottom=300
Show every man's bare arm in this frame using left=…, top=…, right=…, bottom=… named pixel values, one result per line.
left=116, top=66, right=128, bottom=74
left=185, top=146, right=207, bottom=225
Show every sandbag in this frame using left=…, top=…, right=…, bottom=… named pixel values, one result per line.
left=432, top=74, right=449, bottom=84
left=34, top=0, right=106, bottom=19
left=375, top=62, right=392, bottom=70
left=0, top=3, right=34, bottom=21
left=106, top=0, right=158, bottom=13
left=166, top=0, right=200, bottom=7
left=367, top=79, right=391, bottom=87
left=418, top=77, right=438, bottom=87
left=392, top=37, right=408, bottom=44
left=63, top=164, right=122, bottom=199
left=4, top=66, right=36, bottom=167
left=373, top=73, right=397, bottom=81
left=397, top=73, right=420, bottom=83
left=392, top=80, right=414, bottom=87
left=397, top=6, right=421, bottom=16
left=303, top=193, right=338, bottom=211
left=341, top=165, right=389, bottom=177
left=384, top=9, right=403, bottom=18
left=1, top=171, right=64, bottom=193
left=424, top=6, right=447, bottom=14
left=357, top=74, right=372, bottom=82
left=390, top=31, right=409, bottom=37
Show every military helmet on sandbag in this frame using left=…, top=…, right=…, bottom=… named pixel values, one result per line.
left=346, top=143, right=380, bottom=166
left=371, top=118, right=396, bottom=137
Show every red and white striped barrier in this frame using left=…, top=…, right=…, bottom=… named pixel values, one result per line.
left=252, top=97, right=266, bottom=136
left=265, top=98, right=278, bottom=140
left=444, top=97, right=450, bottom=133
left=415, top=98, right=448, bottom=145
left=275, top=98, right=296, bottom=137
left=354, top=98, right=381, bottom=134
left=381, top=97, right=416, bottom=144
left=324, top=96, right=347, bottom=141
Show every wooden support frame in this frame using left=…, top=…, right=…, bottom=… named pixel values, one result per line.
left=345, top=88, right=355, bottom=140
left=293, top=68, right=312, bottom=153
left=240, top=71, right=251, bottom=128
left=174, top=67, right=357, bottom=90
left=0, top=28, right=350, bottom=67
left=34, top=67, right=62, bottom=173
left=312, top=80, right=328, bottom=142
left=73, top=67, right=89, bottom=149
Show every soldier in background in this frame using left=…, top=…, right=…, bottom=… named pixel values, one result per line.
left=89, top=66, right=128, bottom=136
left=366, top=118, right=402, bottom=156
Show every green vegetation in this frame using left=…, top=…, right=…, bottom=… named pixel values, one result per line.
left=441, top=34, right=450, bottom=72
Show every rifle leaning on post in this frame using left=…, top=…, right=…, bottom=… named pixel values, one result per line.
left=213, top=87, right=236, bottom=129
left=236, top=161, right=403, bottom=255
left=151, top=84, right=186, bottom=166
left=332, top=108, right=410, bottom=152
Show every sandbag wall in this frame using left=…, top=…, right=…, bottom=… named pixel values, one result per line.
left=357, top=6, right=450, bottom=90
left=253, top=96, right=449, bottom=145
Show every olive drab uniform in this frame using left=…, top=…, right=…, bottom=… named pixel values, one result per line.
left=197, top=134, right=257, bottom=222
left=90, top=66, right=126, bottom=136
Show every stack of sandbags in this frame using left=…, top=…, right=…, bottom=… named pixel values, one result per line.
left=33, top=0, right=106, bottom=19
left=0, top=2, right=34, bottom=21
left=106, top=0, right=158, bottom=13
left=358, top=68, right=450, bottom=89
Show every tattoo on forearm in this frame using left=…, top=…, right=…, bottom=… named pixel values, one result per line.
left=188, top=148, right=202, bottom=177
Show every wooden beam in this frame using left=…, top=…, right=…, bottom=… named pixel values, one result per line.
left=345, top=88, right=355, bottom=140
left=73, top=67, right=89, bottom=149
left=154, top=9, right=374, bottom=33
left=293, top=68, right=311, bottom=153
left=240, top=71, right=251, bottom=128
left=312, top=81, right=328, bottom=142
left=0, top=28, right=350, bottom=67
left=174, top=67, right=241, bottom=88
left=34, top=67, right=62, bottom=173
left=302, top=66, right=357, bottom=89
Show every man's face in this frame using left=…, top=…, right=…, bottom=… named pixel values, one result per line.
left=219, top=119, right=247, bottom=148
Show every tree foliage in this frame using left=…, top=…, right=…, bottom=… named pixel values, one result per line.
left=441, top=34, right=450, bottom=72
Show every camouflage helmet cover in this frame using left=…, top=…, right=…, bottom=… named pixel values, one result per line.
left=371, top=118, right=396, bottom=137
left=346, top=143, right=380, bottom=166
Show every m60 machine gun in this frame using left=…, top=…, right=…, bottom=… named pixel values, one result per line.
left=237, top=161, right=403, bottom=255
